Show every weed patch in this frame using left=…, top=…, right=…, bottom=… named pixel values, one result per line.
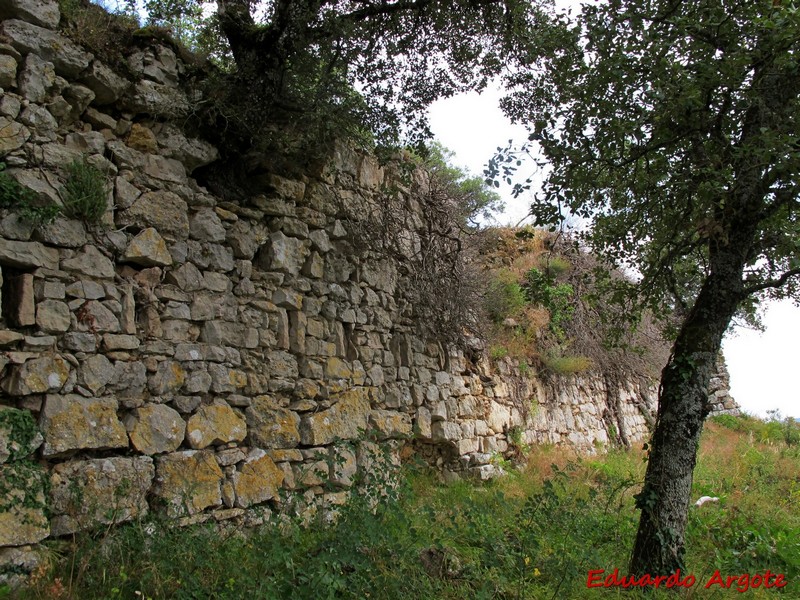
left=0, top=164, right=60, bottom=227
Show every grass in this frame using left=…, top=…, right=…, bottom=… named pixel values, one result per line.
left=541, top=354, right=593, bottom=375
left=8, top=417, right=800, bottom=599
left=61, top=159, right=108, bottom=224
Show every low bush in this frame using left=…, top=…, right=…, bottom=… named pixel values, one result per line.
left=61, top=159, right=108, bottom=224
left=485, top=272, right=527, bottom=323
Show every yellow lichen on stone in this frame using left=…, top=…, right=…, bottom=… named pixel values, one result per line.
left=153, top=450, right=224, bottom=517
left=185, top=401, right=246, bottom=449
left=232, top=449, right=284, bottom=508
left=300, top=387, right=371, bottom=445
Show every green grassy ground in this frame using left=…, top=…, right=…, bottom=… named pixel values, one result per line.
left=10, top=415, right=800, bottom=599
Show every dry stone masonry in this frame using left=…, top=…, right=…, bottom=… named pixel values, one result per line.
left=0, top=0, right=739, bottom=580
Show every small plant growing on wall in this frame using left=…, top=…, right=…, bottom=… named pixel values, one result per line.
left=0, top=163, right=60, bottom=226
left=61, top=159, right=108, bottom=224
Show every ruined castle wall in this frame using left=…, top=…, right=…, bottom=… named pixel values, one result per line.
left=0, top=0, right=734, bottom=577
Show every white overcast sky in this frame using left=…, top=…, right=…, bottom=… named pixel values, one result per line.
left=428, top=89, right=800, bottom=420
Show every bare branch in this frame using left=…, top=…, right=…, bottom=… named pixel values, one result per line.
left=743, top=267, right=800, bottom=295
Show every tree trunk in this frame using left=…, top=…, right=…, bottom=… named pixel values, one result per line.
left=629, top=246, right=746, bottom=576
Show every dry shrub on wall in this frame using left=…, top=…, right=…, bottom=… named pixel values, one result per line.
left=58, top=0, right=139, bottom=71
left=547, top=235, right=671, bottom=380
left=339, top=156, right=488, bottom=348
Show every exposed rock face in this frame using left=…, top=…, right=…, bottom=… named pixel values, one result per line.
left=0, top=3, right=741, bottom=575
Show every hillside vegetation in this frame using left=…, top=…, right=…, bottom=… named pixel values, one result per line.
left=478, top=227, right=670, bottom=380
left=11, top=415, right=799, bottom=599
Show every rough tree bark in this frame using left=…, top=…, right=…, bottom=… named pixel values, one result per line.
left=629, top=246, right=748, bottom=575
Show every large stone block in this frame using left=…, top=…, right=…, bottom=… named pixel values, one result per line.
left=78, top=354, right=114, bottom=395
left=0, top=117, right=29, bottom=157
left=125, top=404, right=185, bottom=455
left=35, top=299, right=70, bottom=332
left=36, top=216, right=88, bottom=248
left=0, top=461, right=49, bottom=546
left=486, top=401, right=512, bottom=433
left=156, top=124, right=219, bottom=172
left=245, top=396, right=300, bottom=449
left=187, top=241, right=234, bottom=272
left=189, top=208, right=226, bottom=242
left=153, top=450, right=224, bottom=517
left=74, top=300, right=120, bottom=333
left=123, top=227, right=173, bottom=267
left=80, top=60, right=130, bottom=105
left=143, top=154, right=186, bottom=184
left=0, top=0, right=60, bottom=29
left=0, top=55, right=16, bottom=90
left=3, top=271, right=35, bottom=327
left=200, top=320, right=258, bottom=349
left=17, top=53, right=55, bottom=103
left=431, top=421, right=462, bottom=442
left=260, top=231, right=308, bottom=275
left=148, top=360, right=186, bottom=396
left=208, top=364, right=247, bottom=393
left=49, top=456, right=155, bottom=535
left=61, top=245, right=115, bottom=279
left=185, top=400, right=246, bottom=449
left=1, top=355, right=70, bottom=396
left=0, top=239, right=58, bottom=270
left=39, top=394, right=128, bottom=456
left=0, top=19, right=91, bottom=77
left=122, top=78, right=189, bottom=117
left=267, top=350, right=299, bottom=379
left=369, top=409, right=412, bottom=440
left=300, top=388, right=371, bottom=446
left=231, top=449, right=284, bottom=508
left=329, top=446, right=357, bottom=488
left=116, top=191, right=189, bottom=240
left=165, top=262, right=205, bottom=292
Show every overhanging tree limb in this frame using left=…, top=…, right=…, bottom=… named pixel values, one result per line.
left=743, top=267, right=800, bottom=295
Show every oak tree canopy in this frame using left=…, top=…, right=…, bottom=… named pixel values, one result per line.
left=490, top=0, right=800, bottom=576
left=143, top=0, right=550, bottom=148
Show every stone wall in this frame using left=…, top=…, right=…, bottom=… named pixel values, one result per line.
left=0, top=0, right=737, bottom=579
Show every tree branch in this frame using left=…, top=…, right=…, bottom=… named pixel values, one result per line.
left=743, top=267, right=800, bottom=295
left=340, top=0, right=504, bottom=22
